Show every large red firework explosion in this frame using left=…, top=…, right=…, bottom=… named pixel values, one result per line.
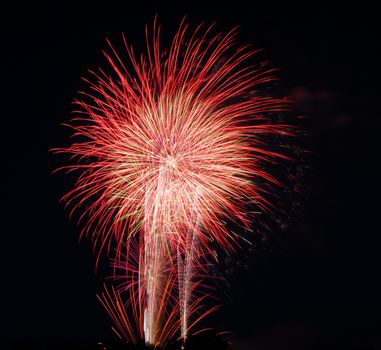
left=55, top=18, right=292, bottom=347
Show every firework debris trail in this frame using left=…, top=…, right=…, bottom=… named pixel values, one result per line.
left=54, top=17, right=292, bottom=347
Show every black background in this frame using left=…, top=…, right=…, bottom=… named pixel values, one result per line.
left=2, top=1, right=381, bottom=349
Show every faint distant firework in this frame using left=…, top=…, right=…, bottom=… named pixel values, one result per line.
left=54, top=18, right=292, bottom=347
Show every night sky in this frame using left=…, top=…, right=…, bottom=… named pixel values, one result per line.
left=3, top=2, right=381, bottom=349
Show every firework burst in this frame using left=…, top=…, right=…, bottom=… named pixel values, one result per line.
left=54, top=18, right=291, bottom=346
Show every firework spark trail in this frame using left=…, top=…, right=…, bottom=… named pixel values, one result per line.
left=177, top=184, right=202, bottom=339
left=55, top=17, right=292, bottom=346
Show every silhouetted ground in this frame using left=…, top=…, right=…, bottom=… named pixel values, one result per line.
left=10, top=331, right=231, bottom=350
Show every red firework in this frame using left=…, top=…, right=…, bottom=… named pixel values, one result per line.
left=54, top=18, right=291, bottom=346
